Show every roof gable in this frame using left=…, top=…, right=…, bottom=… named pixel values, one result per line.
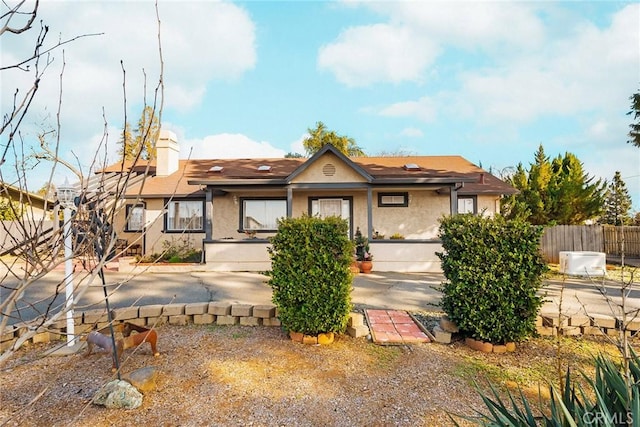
left=286, top=144, right=373, bottom=183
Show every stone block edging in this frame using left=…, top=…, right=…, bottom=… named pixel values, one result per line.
left=1, top=303, right=366, bottom=350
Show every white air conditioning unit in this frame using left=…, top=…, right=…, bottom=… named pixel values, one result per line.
left=559, top=251, right=606, bottom=276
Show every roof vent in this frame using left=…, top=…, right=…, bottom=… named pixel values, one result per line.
left=403, top=163, right=421, bottom=171
left=209, top=166, right=224, bottom=173
left=322, top=163, right=336, bottom=177
left=257, top=165, right=272, bottom=172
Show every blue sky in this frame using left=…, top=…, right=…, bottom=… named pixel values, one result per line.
left=2, top=1, right=639, bottom=210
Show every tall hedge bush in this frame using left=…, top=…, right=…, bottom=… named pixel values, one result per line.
left=437, top=214, right=547, bottom=344
left=267, top=215, right=353, bottom=335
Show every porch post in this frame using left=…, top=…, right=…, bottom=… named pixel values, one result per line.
left=205, top=187, right=212, bottom=240
left=287, top=187, right=293, bottom=217
left=450, top=184, right=459, bottom=215
left=367, top=186, right=373, bottom=238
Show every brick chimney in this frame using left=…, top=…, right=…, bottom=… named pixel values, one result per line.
left=156, top=129, right=179, bottom=177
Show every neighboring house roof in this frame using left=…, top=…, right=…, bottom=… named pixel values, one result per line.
left=105, top=145, right=516, bottom=198
left=1, top=182, right=55, bottom=209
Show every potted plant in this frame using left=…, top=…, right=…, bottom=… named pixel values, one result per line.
left=354, top=227, right=373, bottom=273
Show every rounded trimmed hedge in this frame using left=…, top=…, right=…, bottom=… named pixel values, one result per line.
left=437, top=214, right=547, bottom=344
left=267, top=215, right=354, bottom=335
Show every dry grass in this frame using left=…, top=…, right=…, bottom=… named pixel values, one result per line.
left=0, top=324, right=627, bottom=427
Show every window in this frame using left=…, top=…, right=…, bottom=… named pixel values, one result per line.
left=125, top=204, right=145, bottom=232
left=378, top=192, right=408, bottom=207
left=240, top=198, right=286, bottom=232
left=458, top=196, right=477, bottom=214
left=165, top=199, right=204, bottom=232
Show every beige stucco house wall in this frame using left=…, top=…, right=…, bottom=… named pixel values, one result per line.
left=110, top=134, right=515, bottom=272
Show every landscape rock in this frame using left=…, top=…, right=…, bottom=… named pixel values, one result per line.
left=123, top=366, right=160, bottom=394
left=92, top=380, right=143, bottom=409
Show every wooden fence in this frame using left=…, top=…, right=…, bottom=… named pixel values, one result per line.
left=540, top=225, right=640, bottom=263
left=603, top=225, right=640, bottom=257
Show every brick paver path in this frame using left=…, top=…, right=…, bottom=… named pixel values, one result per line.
left=366, top=309, right=431, bottom=344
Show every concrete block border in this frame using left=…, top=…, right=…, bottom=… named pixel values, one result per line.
left=4, top=308, right=628, bottom=352
left=0, top=303, right=368, bottom=350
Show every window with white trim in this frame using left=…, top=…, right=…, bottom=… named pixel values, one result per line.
left=241, top=198, right=287, bottom=231
left=165, top=199, right=204, bottom=232
left=458, top=196, right=477, bottom=214
left=378, top=192, right=408, bottom=207
left=126, top=204, right=145, bottom=232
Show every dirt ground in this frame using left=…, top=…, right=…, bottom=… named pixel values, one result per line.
left=0, top=322, right=619, bottom=427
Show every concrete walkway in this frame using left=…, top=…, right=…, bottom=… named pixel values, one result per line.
left=2, top=265, right=639, bottom=325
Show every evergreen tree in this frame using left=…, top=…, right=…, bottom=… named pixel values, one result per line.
left=118, top=122, right=134, bottom=160
left=501, top=163, right=531, bottom=221
left=135, top=106, right=160, bottom=160
left=527, top=145, right=553, bottom=224
left=628, top=90, right=640, bottom=148
left=501, top=145, right=605, bottom=225
left=602, top=171, right=633, bottom=225
left=118, top=106, right=160, bottom=161
left=303, top=121, right=365, bottom=157
left=550, top=153, right=605, bottom=224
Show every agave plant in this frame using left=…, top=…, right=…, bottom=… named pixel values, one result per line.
left=454, top=350, right=640, bottom=426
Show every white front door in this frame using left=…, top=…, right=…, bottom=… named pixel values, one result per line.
left=310, top=198, right=352, bottom=235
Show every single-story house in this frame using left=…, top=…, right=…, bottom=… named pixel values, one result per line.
left=107, top=130, right=516, bottom=272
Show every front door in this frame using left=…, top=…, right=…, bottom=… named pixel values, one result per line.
left=309, top=197, right=353, bottom=237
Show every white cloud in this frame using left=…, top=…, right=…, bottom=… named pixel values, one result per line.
left=320, top=2, right=545, bottom=87
left=1, top=0, right=258, bottom=188
left=455, top=4, right=639, bottom=123
left=1, top=1, right=257, bottom=143
left=289, top=134, right=308, bottom=156
left=371, top=1, right=546, bottom=51
left=181, top=134, right=286, bottom=159
left=378, top=96, right=436, bottom=122
left=318, top=23, right=438, bottom=87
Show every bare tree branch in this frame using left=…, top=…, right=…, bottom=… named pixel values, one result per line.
left=0, top=0, right=38, bottom=36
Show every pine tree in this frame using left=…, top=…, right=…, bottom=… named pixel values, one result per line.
left=527, top=145, right=553, bottom=224
left=602, top=171, right=633, bottom=225
left=501, top=145, right=606, bottom=225
left=628, top=90, right=640, bottom=148
left=135, top=106, right=160, bottom=160
left=501, top=163, right=531, bottom=221
left=118, top=106, right=160, bottom=161
left=550, top=153, right=605, bottom=224
left=118, top=122, right=135, bottom=160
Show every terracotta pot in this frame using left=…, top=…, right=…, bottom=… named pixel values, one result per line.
left=359, top=260, right=373, bottom=273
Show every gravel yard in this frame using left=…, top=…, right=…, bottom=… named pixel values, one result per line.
left=0, top=321, right=616, bottom=426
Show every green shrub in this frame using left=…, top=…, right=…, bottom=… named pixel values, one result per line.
left=267, top=215, right=354, bottom=335
left=137, top=237, right=201, bottom=263
left=436, top=215, right=547, bottom=344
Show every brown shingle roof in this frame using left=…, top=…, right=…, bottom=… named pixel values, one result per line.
left=111, top=152, right=515, bottom=197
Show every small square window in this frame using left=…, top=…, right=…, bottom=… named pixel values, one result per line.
left=378, top=192, right=408, bottom=207
left=458, top=196, right=477, bottom=214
